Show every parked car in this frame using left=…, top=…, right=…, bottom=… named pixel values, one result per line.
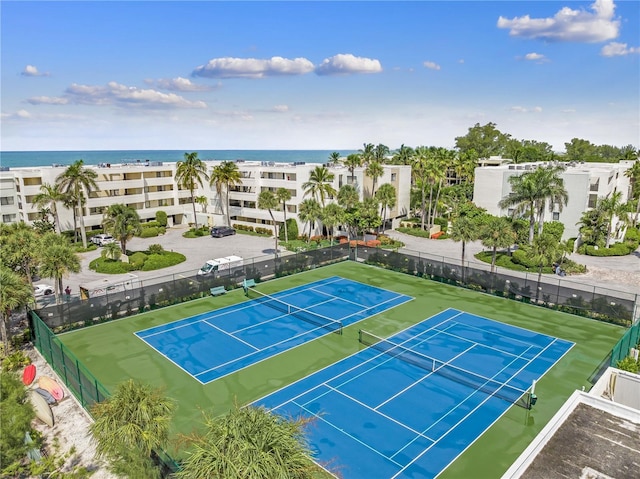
left=210, top=226, right=236, bottom=238
left=33, top=284, right=55, bottom=297
left=91, top=234, right=115, bottom=246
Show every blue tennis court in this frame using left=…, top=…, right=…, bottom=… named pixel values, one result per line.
left=135, top=276, right=412, bottom=384
left=255, top=308, right=574, bottom=479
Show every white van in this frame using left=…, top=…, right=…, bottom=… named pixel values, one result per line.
left=197, top=256, right=244, bottom=276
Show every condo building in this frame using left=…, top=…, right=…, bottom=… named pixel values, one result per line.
left=0, top=160, right=411, bottom=235
left=473, top=160, right=634, bottom=241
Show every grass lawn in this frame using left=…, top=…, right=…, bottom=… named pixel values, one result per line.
left=57, top=261, right=625, bottom=477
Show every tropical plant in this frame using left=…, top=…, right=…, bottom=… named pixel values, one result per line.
left=328, top=151, right=341, bottom=166
left=32, top=182, right=68, bottom=233
left=480, top=216, right=516, bottom=273
left=0, top=223, right=40, bottom=288
left=337, top=184, right=359, bottom=211
left=529, top=233, right=562, bottom=301
left=454, top=122, right=511, bottom=159
left=38, top=233, right=81, bottom=301
left=302, top=166, right=336, bottom=207
left=0, top=266, right=33, bottom=352
left=194, top=195, right=209, bottom=214
left=365, top=160, right=384, bottom=196
left=210, top=161, right=242, bottom=226
left=343, top=154, right=362, bottom=184
left=358, top=142, right=375, bottom=165
left=411, top=147, right=430, bottom=230
left=532, top=165, right=568, bottom=236
left=175, top=152, right=209, bottom=230
left=258, top=190, right=280, bottom=253
left=90, top=379, right=176, bottom=478
left=102, top=203, right=141, bottom=254
left=599, top=191, right=628, bottom=248
left=375, top=183, right=396, bottom=233
left=624, top=159, right=640, bottom=226
left=101, top=241, right=122, bottom=261
left=373, top=143, right=390, bottom=163
left=176, top=404, right=315, bottom=479
left=391, top=144, right=415, bottom=165
left=276, top=188, right=292, bottom=243
left=450, top=215, right=479, bottom=282
left=322, top=203, right=344, bottom=244
left=499, top=170, right=540, bottom=244
left=577, top=207, right=609, bottom=245
left=56, top=159, right=98, bottom=248
left=0, top=371, right=35, bottom=473
left=346, top=198, right=382, bottom=237
left=298, top=199, right=322, bottom=242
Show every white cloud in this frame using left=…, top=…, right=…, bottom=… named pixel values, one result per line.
left=27, top=96, right=70, bottom=105
left=59, top=82, right=208, bottom=109
left=524, top=52, right=547, bottom=61
left=423, top=61, right=441, bottom=71
left=193, top=56, right=314, bottom=79
left=150, top=77, right=215, bottom=91
left=315, top=54, right=382, bottom=75
left=510, top=106, right=543, bottom=113
left=21, top=65, right=50, bottom=77
left=497, top=0, right=620, bottom=43
left=601, top=41, right=640, bottom=56
left=272, top=105, right=289, bottom=112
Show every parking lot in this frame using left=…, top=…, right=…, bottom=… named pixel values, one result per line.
left=62, top=226, right=280, bottom=299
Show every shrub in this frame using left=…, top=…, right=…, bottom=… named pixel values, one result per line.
left=279, top=218, right=299, bottom=240
left=616, top=356, right=639, bottom=374
left=625, top=227, right=640, bottom=242
left=141, top=220, right=160, bottom=228
left=139, top=226, right=159, bottom=238
left=543, top=221, right=565, bottom=242
left=583, top=242, right=638, bottom=256
left=155, top=210, right=168, bottom=227
left=1, top=350, right=31, bottom=371
left=129, top=251, right=148, bottom=269
left=255, top=227, right=273, bottom=235
left=140, top=252, right=186, bottom=271
left=433, top=217, right=448, bottom=233
left=396, top=227, right=431, bottom=238
left=511, top=249, right=538, bottom=269
left=89, top=257, right=135, bottom=273
left=148, top=244, right=164, bottom=255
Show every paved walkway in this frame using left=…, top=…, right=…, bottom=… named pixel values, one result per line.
left=386, top=230, right=640, bottom=296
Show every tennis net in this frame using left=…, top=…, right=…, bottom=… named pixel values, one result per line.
left=359, top=330, right=531, bottom=409
left=249, top=288, right=343, bottom=335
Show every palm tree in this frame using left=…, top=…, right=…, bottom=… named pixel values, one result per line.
left=90, top=379, right=176, bottom=478
left=337, top=184, right=359, bottom=211
left=322, top=203, right=344, bottom=244
left=533, top=165, right=568, bottom=236
left=480, top=216, right=516, bottom=273
left=101, top=241, right=122, bottom=261
left=275, top=187, right=292, bottom=242
left=298, top=198, right=322, bottom=243
left=499, top=171, right=540, bottom=244
left=175, top=404, right=315, bottom=479
left=600, top=191, right=627, bottom=248
left=391, top=144, right=415, bottom=165
left=624, top=159, right=640, bottom=227
left=374, top=143, right=390, bottom=163
left=0, top=266, right=33, bottom=352
left=375, top=183, right=396, bottom=233
left=412, top=147, right=430, bottom=230
left=175, top=152, right=209, bottom=230
left=32, top=183, right=68, bottom=233
left=343, top=154, right=362, bottom=185
left=258, top=190, right=279, bottom=254
left=38, top=233, right=81, bottom=301
left=194, top=195, right=209, bottom=214
left=302, top=166, right=336, bottom=207
left=450, top=215, right=479, bottom=283
left=359, top=143, right=375, bottom=165
left=210, top=161, right=242, bottom=226
left=529, top=233, right=561, bottom=302
left=102, top=203, right=141, bottom=254
left=365, top=161, right=384, bottom=197
left=328, top=151, right=341, bottom=166
left=56, top=159, right=98, bottom=248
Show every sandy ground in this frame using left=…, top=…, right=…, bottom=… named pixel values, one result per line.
left=26, top=347, right=118, bottom=479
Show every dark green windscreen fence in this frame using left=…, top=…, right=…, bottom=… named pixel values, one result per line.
left=610, top=321, right=640, bottom=366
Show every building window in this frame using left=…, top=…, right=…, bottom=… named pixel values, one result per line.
left=588, top=194, right=598, bottom=208
left=0, top=197, right=14, bottom=206
left=507, top=208, right=514, bottom=216
left=391, top=173, right=397, bottom=181
left=3, top=214, right=16, bottom=222
left=552, top=212, right=560, bottom=221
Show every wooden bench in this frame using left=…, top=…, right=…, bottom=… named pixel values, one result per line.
left=242, top=279, right=256, bottom=295
left=210, top=286, right=227, bottom=296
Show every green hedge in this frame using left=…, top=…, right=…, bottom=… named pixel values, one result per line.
left=90, top=250, right=186, bottom=273
left=580, top=241, right=639, bottom=256
left=396, top=227, right=432, bottom=238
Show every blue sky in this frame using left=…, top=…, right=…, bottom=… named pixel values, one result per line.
left=1, top=0, right=638, bottom=152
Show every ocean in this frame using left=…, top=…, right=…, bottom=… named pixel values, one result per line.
left=0, top=150, right=357, bottom=169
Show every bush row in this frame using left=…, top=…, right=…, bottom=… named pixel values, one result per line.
left=578, top=240, right=639, bottom=256
left=232, top=224, right=273, bottom=235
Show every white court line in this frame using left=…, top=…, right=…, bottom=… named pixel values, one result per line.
left=440, top=315, right=552, bottom=348
left=390, top=339, right=557, bottom=477
left=202, top=319, right=259, bottom=351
